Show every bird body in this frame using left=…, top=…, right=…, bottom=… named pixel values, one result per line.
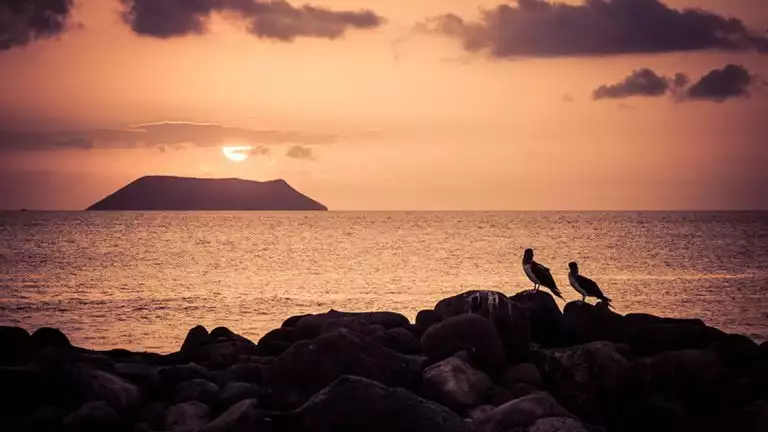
left=568, top=262, right=612, bottom=305
left=522, top=249, right=564, bottom=300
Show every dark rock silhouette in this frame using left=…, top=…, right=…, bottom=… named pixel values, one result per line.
left=1, top=289, right=766, bottom=432
left=87, top=176, right=327, bottom=211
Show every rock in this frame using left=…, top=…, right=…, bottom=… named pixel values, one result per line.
left=483, top=385, right=516, bottom=407
left=264, top=328, right=421, bottom=409
left=632, top=349, right=729, bottom=409
left=416, top=310, right=440, bottom=328
left=473, top=391, right=575, bottom=432
left=505, top=383, right=541, bottom=399
left=30, top=327, right=70, bottom=351
left=501, top=363, right=542, bottom=389
left=180, top=325, right=209, bottom=354
left=0, top=326, right=32, bottom=365
left=527, top=417, right=590, bottom=432
left=209, top=327, right=239, bottom=341
left=617, top=392, right=689, bottom=432
left=219, top=382, right=267, bottom=408
left=189, top=339, right=260, bottom=369
left=218, top=362, right=265, bottom=386
left=561, top=301, right=625, bottom=345
left=165, top=401, right=212, bottom=431
left=760, top=341, right=768, bottom=360
left=174, top=379, right=220, bottom=405
left=627, top=321, right=726, bottom=355
left=434, top=290, right=530, bottom=361
left=199, top=399, right=267, bottom=432
left=21, top=405, right=68, bottom=432
left=421, top=356, right=492, bottom=410
left=137, top=401, right=168, bottom=431
left=62, top=401, right=121, bottom=432
left=282, top=314, right=311, bottom=328
left=540, top=342, right=630, bottom=423
left=373, top=327, right=422, bottom=355
left=509, top=290, right=566, bottom=347
left=737, top=399, right=768, bottom=432
left=286, top=375, right=473, bottom=432
left=113, top=362, right=159, bottom=390
left=294, top=310, right=409, bottom=339
left=709, top=333, right=760, bottom=366
left=78, top=369, right=141, bottom=413
left=468, top=405, right=496, bottom=421
left=422, top=314, right=506, bottom=375
left=258, top=328, right=301, bottom=347
left=158, top=363, right=213, bottom=388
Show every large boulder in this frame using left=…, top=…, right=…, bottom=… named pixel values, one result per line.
left=501, top=363, right=542, bottom=390
left=180, top=325, right=210, bottom=355
left=284, top=375, right=473, bottom=432
left=561, top=301, right=625, bottom=345
left=62, top=401, right=121, bottom=432
left=30, top=327, right=71, bottom=351
left=421, top=356, right=492, bottom=410
left=199, top=399, right=268, bottom=432
left=264, top=328, right=422, bottom=409
left=165, top=401, right=211, bottom=431
left=219, top=382, right=267, bottom=408
left=416, top=309, right=441, bottom=329
left=76, top=369, right=142, bottom=413
left=293, top=310, right=409, bottom=339
left=0, top=326, right=32, bottom=366
left=472, top=391, right=576, bottom=432
left=174, top=379, right=220, bottom=405
left=188, top=339, right=260, bottom=370
left=628, top=323, right=725, bottom=356
left=540, top=342, right=631, bottom=423
left=709, top=333, right=760, bottom=367
left=737, top=399, right=768, bottom=432
left=435, top=291, right=530, bottom=360
left=158, top=363, right=213, bottom=388
left=509, top=290, right=565, bottom=347
left=373, top=327, right=422, bottom=355
left=422, top=314, right=506, bottom=375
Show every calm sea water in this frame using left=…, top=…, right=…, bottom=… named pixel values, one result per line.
left=1, top=211, right=767, bottom=352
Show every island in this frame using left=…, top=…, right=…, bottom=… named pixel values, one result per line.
left=86, top=176, right=327, bottom=211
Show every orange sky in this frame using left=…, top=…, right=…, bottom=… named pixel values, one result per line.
left=1, top=0, right=768, bottom=210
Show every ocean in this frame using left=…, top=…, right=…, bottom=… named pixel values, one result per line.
left=1, top=211, right=767, bottom=352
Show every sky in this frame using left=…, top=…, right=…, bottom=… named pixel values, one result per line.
left=1, top=0, right=768, bottom=210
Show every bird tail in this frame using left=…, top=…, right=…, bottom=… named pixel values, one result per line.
left=600, top=296, right=614, bottom=309
left=551, top=287, right=565, bottom=301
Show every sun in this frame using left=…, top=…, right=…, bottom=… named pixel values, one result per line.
left=222, top=146, right=252, bottom=162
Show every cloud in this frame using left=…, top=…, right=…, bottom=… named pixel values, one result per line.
left=120, top=0, right=384, bottom=41
left=0, top=121, right=336, bottom=152
left=285, top=145, right=315, bottom=160
left=0, top=0, right=75, bottom=50
left=686, top=64, right=755, bottom=102
left=425, top=0, right=768, bottom=58
left=250, top=145, right=270, bottom=156
left=561, top=93, right=574, bottom=103
left=593, top=68, right=675, bottom=100
left=593, top=64, right=762, bottom=103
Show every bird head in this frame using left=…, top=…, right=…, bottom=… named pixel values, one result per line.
left=568, top=262, right=579, bottom=273
left=523, top=248, right=534, bottom=262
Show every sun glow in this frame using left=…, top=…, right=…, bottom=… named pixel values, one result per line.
left=222, top=146, right=252, bottom=162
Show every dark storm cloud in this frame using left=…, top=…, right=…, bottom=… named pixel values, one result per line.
left=285, top=145, right=315, bottom=160
left=686, top=64, right=755, bottom=102
left=593, top=64, right=762, bottom=102
left=0, top=0, right=75, bottom=50
left=426, top=0, right=768, bottom=57
left=593, top=69, right=676, bottom=100
left=120, top=0, right=384, bottom=41
left=0, top=121, right=336, bottom=152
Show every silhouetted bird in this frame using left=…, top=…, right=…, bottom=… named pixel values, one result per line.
left=522, top=249, right=564, bottom=300
left=568, top=262, right=612, bottom=305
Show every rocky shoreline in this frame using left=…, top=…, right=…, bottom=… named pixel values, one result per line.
left=2, top=289, right=767, bottom=432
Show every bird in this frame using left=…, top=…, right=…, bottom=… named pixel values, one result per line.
left=522, top=249, right=564, bottom=300
left=568, top=261, right=612, bottom=305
